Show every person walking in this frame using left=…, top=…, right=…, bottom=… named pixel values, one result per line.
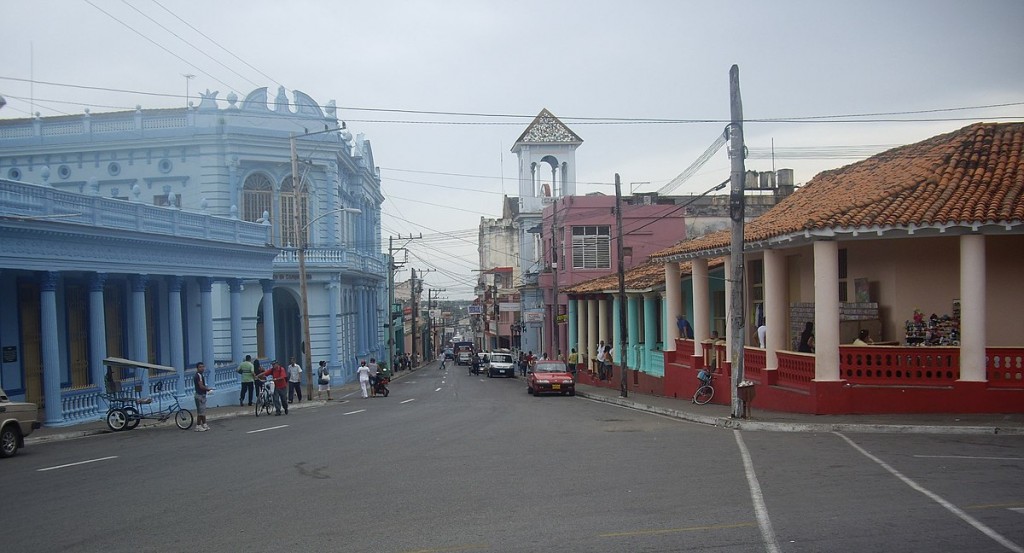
left=193, top=362, right=214, bottom=431
left=368, top=358, right=379, bottom=397
left=357, top=360, right=372, bottom=398
left=316, top=360, right=332, bottom=400
left=287, top=357, right=303, bottom=403
left=258, top=360, right=289, bottom=415
left=567, top=348, right=579, bottom=380
left=237, top=354, right=256, bottom=407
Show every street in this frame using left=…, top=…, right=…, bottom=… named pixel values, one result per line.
left=3, top=364, right=1023, bottom=553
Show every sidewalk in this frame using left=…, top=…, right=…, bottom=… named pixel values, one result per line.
left=574, top=382, right=1024, bottom=435
left=26, top=367, right=411, bottom=446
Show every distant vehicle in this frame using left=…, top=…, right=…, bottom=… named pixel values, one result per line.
left=444, top=348, right=454, bottom=360
left=0, top=386, right=41, bottom=458
left=485, top=352, right=515, bottom=378
left=453, top=341, right=474, bottom=365
left=527, top=361, right=575, bottom=397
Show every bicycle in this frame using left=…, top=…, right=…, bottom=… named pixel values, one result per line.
left=254, top=379, right=275, bottom=417
left=692, top=369, right=715, bottom=405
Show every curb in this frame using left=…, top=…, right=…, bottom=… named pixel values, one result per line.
left=575, top=391, right=1024, bottom=435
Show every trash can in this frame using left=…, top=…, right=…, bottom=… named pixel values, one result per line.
left=737, top=380, right=756, bottom=418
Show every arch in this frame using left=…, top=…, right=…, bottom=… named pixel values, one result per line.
left=241, top=172, right=274, bottom=223
left=272, top=288, right=302, bottom=365
left=539, top=155, right=560, bottom=196
left=280, top=175, right=312, bottom=247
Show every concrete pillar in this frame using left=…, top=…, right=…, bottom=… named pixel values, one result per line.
left=627, top=295, right=640, bottom=368
left=567, top=298, right=578, bottom=357
left=576, top=298, right=588, bottom=362
left=328, top=280, right=340, bottom=368
left=130, top=274, right=150, bottom=395
left=587, top=297, right=598, bottom=362
left=598, top=297, right=609, bottom=350
left=664, top=262, right=682, bottom=350
left=168, top=276, right=186, bottom=394
left=199, top=277, right=214, bottom=372
left=88, top=273, right=107, bottom=391
left=813, top=240, right=840, bottom=381
left=764, top=249, right=786, bottom=368
left=692, top=258, right=710, bottom=358
left=612, top=295, right=622, bottom=365
left=40, top=272, right=63, bottom=425
left=228, top=278, right=243, bottom=365
left=261, top=280, right=277, bottom=362
left=959, top=234, right=986, bottom=381
left=643, top=294, right=658, bottom=351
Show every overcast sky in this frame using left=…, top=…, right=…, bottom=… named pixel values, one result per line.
left=2, top=0, right=1022, bottom=298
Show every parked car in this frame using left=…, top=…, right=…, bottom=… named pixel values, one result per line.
left=0, top=387, right=41, bottom=458
left=527, top=361, right=575, bottom=397
left=486, top=352, right=515, bottom=378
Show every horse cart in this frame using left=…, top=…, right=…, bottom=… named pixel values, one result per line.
left=101, top=357, right=194, bottom=431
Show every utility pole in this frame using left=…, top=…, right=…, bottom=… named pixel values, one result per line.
left=388, top=233, right=420, bottom=371
left=728, top=64, right=747, bottom=418
left=410, top=268, right=419, bottom=368
left=614, top=174, right=628, bottom=398
left=550, top=195, right=560, bottom=359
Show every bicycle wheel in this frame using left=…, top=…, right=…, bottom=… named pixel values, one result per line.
left=693, top=384, right=714, bottom=405
left=124, top=407, right=141, bottom=429
left=106, top=409, right=128, bottom=431
left=175, top=409, right=194, bottom=430
left=255, top=395, right=264, bottom=417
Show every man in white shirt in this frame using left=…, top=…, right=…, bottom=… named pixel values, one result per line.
left=757, top=324, right=767, bottom=349
left=595, top=340, right=607, bottom=380
left=287, top=357, right=303, bottom=403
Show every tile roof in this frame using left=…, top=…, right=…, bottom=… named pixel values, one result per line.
left=564, top=258, right=725, bottom=294
left=652, top=122, right=1024, bottom=261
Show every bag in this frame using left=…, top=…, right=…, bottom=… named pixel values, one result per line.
left=319, top=370, right=330, bottom=385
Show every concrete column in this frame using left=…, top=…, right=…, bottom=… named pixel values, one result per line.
left=199, top=277, right=215, bottom=372
left=587, top=297, right=598, bottom=362
left=692, top=258, right=710, bottom=358
left=627, top=295, right=640, bottom=368
left=598, top=297, right=609, bottom=350
left=764, top=249, right=786, bottom=367
left=567, top=298, right=578, bottom=357
left=643, top=294, right=658, bottom=351
left=328, top=280, right=340, bottom=368
left=261, top=280, right=277, bottom=362
left=228, top=279, right=243, bottom=365
left=959, top=234, right=986, bottom=381
left=88, top=273, right=107, bottom=391
left=40, top=272, right=63, bottom=425
left=576, top=298, right=588, bottom=362
left=813, top=240, right=840, bottom=381
left=357, top=286, right=366, bottom=355
left=130, top=274, right=150, bottom=395
left=612, top=295, right=622, bottom=365
left=168, top=276, right=186, bottom=394
left=664, top=262, right=682, bottom=350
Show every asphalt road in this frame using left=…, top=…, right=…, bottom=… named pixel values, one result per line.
left=3, top=365, right=1023, bottom=553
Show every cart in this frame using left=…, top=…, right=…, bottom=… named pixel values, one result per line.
left=101, top=357, right=194, bottom=431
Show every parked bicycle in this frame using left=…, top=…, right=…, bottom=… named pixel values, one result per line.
left=693, top=369, right=715, bottom=405
left=102, top=358, right=194, bottom=431
left=254, top=378, right=275, bottom=417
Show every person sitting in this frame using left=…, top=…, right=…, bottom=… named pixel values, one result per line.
left=852, top=329, right=873, bottom=346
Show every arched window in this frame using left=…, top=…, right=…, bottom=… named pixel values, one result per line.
left=242, top=173, right=273, bottom=223
left=280, top=176, right=310, bottom=247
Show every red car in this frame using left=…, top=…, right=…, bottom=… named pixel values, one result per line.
left=527, top=361, right=575, bottom=397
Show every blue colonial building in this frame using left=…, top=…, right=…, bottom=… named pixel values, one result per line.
left=0, top=86, right=388, bottom=425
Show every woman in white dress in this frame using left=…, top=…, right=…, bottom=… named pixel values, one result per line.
left=357, top=360, right=372, bottom=398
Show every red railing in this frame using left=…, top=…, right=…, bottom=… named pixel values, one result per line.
left=743, top=347, right=766, bottom=382
left=839, top=346, right=960, bottom=385
left=776, top=351, right=815, bottom=390
left=986, top=347, right=1024, bottom=388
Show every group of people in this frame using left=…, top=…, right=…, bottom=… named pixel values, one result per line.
left=356, top=358, right=388, bottom=399
left=234, top=355, right=333, bottom=418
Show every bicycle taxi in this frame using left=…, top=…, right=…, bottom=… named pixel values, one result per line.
left=101, top=357, right=194, bottom=431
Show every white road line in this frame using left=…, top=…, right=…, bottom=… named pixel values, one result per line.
left=38, top=455, right=118, bottom=472
left=914, top=455, right=1024, bottom=461
left=247, top=425, right=288, bottom=434
left=343, top=409, right=366, bottom=415
left=435, top=387, right=442, bottom=392
left=400, top=398, right=415, bottom=404
left=733, top=431, right=782, bottom=553
left=837, top=432, right=1024, bottom=553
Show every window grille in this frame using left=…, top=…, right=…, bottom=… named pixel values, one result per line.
left=571, top=226, right=611, bottom=269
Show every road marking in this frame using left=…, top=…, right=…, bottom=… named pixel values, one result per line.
left=400, top=398, right=416, bottom=404
left=600, top=521, right=755, bottom=537
left=344, top=409, right=366, bottom=415
left=1012, top=508, right=1024, bottom=516
left=734, top=430, right=782, bottom=553
left=837, top=432, right=1024, bottom=553
left=914, top=455, right=1024, bottom=461
left=965, top=502, right=1024, bottom=510
left=38, top=455, right=118, bottom=472
left=247, top=425, right=288, bottom=433
left=398, top=543, right=487, bottom=553
left=435, top=387, right=442, bottom=392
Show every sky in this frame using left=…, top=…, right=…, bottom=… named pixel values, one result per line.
left=2, top=0, right=1023, bottom=299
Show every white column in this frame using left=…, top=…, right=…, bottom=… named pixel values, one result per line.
left=959, top=234, right=986, bottom=381
left=692, top=258, right=709, bottom=358
left=813, top=241, right=840, bottom=381
left=587, top=298, right=598, bottom=362
left=598, top=298, right=609, bottom=352
left=764, top=249, right=786, bottom=368
left=576, top=297, right=587, bottom=355
left=664, top=262, right=682, bottom=351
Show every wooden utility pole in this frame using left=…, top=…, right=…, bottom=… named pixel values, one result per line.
left=614, top=174, right=628, bottom=398
left=410, top=267, right=419, bottom=368
left=728, top=65, right=747, bottom=418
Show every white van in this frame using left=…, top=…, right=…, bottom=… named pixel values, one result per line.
left=485, top=352, right=516, bottom=378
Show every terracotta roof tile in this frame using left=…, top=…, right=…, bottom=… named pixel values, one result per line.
left=564, top=258, right=725, bottom=294
left=652, top=122, right=1024, bottom=260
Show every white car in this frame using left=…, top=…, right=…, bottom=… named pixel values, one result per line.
left=485, top=352, right=516, bottom=378
left=1, top=387, right=41, bottom=458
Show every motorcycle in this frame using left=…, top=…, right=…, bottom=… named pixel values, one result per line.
left=373, top=373, right=390, bottom=397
